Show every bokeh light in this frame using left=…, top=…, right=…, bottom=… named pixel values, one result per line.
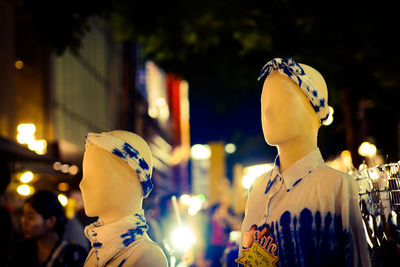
left=171, top=226, right=196, bottom=252
left=20, top=171, right=34, bottom=183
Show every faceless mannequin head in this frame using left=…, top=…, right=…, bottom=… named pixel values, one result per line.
left=261, top=63, right=328, bottom=147
left=80, top=130, right=152, bottom=224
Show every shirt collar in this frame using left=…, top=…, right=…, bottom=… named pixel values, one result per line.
left=280, top=148, right=324, bottom=191
left=263, top=156, right=281, bottom=194
left=268, top=155, right=281, bottom=182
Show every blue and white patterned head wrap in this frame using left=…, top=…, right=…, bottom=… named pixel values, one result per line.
left=85, top=132, right=153, bottom=198
left=84, top=211, right=149, bottom=266
left=258, top=58, right=330, bottom=125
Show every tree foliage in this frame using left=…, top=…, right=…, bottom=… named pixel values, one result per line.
left=18, top=1, right=400, bottom=94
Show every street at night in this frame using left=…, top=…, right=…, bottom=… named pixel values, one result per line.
left=1, top=1, right=400, bottom=266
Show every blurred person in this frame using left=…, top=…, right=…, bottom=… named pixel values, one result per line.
left=60, top=190, right=90, bottom=252
left=206, top=202, right=240, bottom=267
left=221, top=232, right=241, bottom=267
left=0, top=161, right=12, bottom=265
left=183, top=205, right=210, bottom=267
left=64, top=217, right=90, bottom=252
left=10, top=190, right=87, bottom=267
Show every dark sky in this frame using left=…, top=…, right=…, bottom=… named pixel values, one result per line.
left=189, top=78, right=279, bottom=175
left=190, top=92, right=261, bottom=144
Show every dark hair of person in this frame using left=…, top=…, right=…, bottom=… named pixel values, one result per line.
left=25, top=190, right=66, bottom=238
left=209, top=203, right=221, bottom=216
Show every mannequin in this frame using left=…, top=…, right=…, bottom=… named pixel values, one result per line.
left=80, top=130, right=168, bottom=267
left=238, top=58, right=370, bottom=266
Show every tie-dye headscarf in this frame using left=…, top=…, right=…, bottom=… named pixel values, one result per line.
left=258, top=58, right=330, bottom=125
left=85, top=132, right=153, bottom=198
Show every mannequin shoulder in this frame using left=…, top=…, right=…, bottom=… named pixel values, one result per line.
left=319, top=164, right=354, bottom=181
left=315, top=164, right=358, bottom=190
left=120, top=239, right=168, bottom=267
left=249, top=171, right=271, bottom=192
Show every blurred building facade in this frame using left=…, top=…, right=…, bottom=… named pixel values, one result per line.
left=0, top=0, right=190, bottom=221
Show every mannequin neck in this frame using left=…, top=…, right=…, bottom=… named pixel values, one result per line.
left=99, top=195, right=143, bottom=225
left=276, top=134, right=317, bottom=173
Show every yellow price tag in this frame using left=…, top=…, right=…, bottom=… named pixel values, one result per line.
left=235, top=241, right=279, bottom=267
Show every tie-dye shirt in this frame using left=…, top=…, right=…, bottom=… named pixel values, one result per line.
left=240, top=148, right=371, bottom=266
